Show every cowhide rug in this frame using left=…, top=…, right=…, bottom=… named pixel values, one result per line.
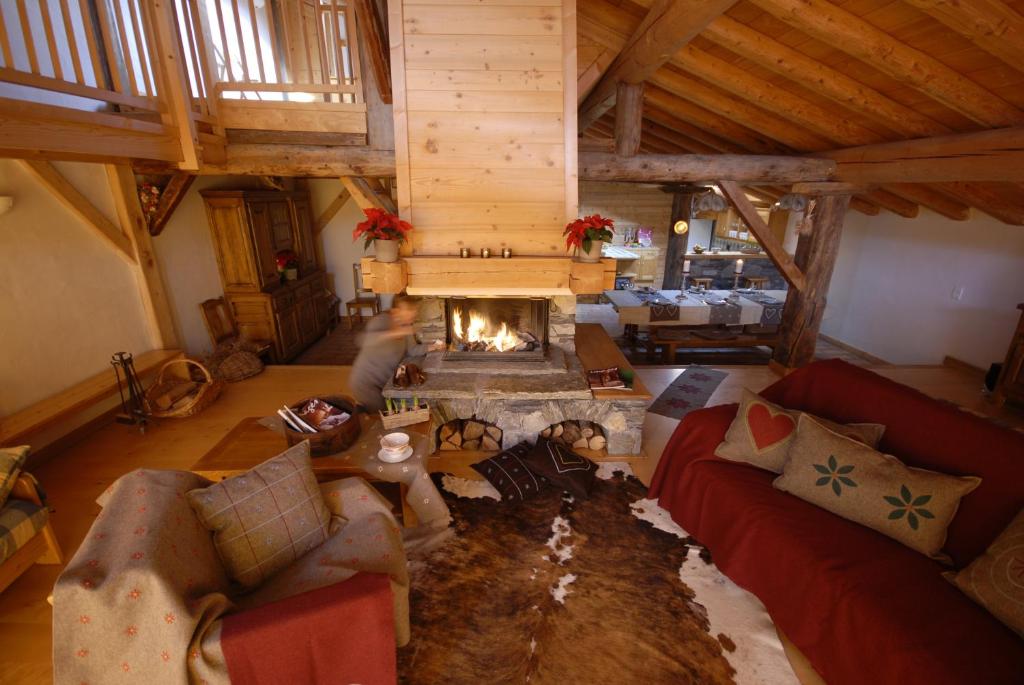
left=397, top=469, right=785, bottom=685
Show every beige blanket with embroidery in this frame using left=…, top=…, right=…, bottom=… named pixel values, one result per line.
left=52, top=469, right=408, bottom=684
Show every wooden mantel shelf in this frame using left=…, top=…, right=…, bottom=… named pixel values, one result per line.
left=360, top=256, right=616, bottom=295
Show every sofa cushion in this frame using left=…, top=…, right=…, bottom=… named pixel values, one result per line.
left=188, top=442, right=331, bottom=589
left=774, top=415, right=981, bottom=559
left=471, top=442, right=546, bottom=503
left=949, top=507, right=1024, bottom=637
left=649, top=405, right=1024, bottom=685
left=714, top=388, right=885, bottom=473
left=0, top=499, right=49, bottom=564
left=760, top=359, right=1024, bottom=567
left=0, top=445, right=29, bottom=508
left=522, top=438, right=597, bottom=499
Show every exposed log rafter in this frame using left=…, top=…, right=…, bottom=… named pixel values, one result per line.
left=352, top=0, right=392, bottom=104
left=580, top=152, right=837, bottom=184
left=148, top=173, right=195, bottom=236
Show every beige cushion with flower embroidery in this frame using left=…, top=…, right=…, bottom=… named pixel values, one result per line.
left=715, top=388, right=886, bottom=473
left=948, top=508, right=1024, bottom=637
left=187, top=442, right=331, bottom=588
left=773, top=415, right=981, bottom=560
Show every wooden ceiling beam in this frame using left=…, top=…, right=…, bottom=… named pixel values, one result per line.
left=672, top=44, right=884, bottom=146
left=18, top=160, right=135, bottom=263
left=579, top=137, right=615, bottom=153
left=644, top=106, right=744, bottom=153
left=719, top=179, right=806, bottom=291
left=643, top=120, right=720, bottom=154
left=748, top=0, right=1024, bottom=127
left=939, top=183, right=1024, bottom=225
left=341, top=176, right=397, bottom=214
left=791, top=182, right=871, bottom=195
left=578, top=0, right=738, bottom=129
left=133, top=145, right=396, bottom=177
left=849, top=197, right=882, bottom=216
left=827, top=126, right=1024, bottom=183
left=650, top=67, right=832, bottom=151
left=645, top=88, right=787, bottom=153
left=580, top=152, right=837, bottom=183
left=701, top=16, right=950, bottom=139
left=887, top=184, right=971, bottom=221
left=148, top=173, right=195, bottom=236
left=863, top=189, right=920, bottom=219
left=577, top=46, right=615, bottom=105
left=900, top=0, right=1024, bottom=70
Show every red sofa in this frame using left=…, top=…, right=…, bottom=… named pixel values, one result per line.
left=649, top=359, right=1024, bottom=685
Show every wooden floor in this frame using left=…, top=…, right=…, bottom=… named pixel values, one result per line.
left=1, top=362, right=1019, bottom=683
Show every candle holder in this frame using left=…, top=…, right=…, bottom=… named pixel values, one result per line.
left=480, top=248, right=491, bottom=258
left=501, top=248, right=512, bottom=258
left=459, top=247, right=470, bottom=258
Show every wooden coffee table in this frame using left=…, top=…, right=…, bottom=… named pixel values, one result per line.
left=191, top=414, right=429, bottom=525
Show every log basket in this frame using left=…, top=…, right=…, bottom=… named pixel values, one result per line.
left=144, top=359, right=224, bottom=418
left=284, top=395, right=361, bottom=457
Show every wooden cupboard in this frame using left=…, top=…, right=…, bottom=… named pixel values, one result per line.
left=201, top=190, right=328, bottom=362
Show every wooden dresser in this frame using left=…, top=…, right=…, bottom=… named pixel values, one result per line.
left=201, top=190, right=328, bottom=362
left=995, top=303, right=1024, bottom=406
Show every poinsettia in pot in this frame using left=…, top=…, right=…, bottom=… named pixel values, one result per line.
left=564, top=214, right=614, bottom=263
left=275, top=249, right=299, bottom=282
left=353, top=208, right=412, bottom=263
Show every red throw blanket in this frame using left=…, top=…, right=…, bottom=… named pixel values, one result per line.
left=221, top=573, right=396, bottom=685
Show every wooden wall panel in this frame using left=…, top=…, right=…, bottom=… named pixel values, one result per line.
left=390, top=0, right=577, bottom=256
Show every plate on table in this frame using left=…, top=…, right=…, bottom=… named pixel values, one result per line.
left=378, top=446, right=414, bottom=463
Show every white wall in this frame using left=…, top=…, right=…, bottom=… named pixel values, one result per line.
left=822, top=208, right=1024, bottom=368
left=307, top=179, right=378, bottom=305
left=0, top=159, right=152, bottom=415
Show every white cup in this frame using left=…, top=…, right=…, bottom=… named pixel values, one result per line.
left=380, top=432, right=410, bottom=453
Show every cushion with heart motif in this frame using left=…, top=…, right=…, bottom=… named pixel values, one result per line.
left=714, top=388, right=886, bottom=473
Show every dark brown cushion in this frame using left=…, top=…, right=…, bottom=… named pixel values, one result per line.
left=523, top=438, right=598, bottom=500
left=471, top=442, right=546, bottom=503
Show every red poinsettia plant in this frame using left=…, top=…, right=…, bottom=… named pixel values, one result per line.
left=275, top=250, right=298, bottom=272
left=352, top=208, right=413, bottom=250
left=564, top=214, right=615, bottom=253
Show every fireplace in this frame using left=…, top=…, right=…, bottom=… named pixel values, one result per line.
left=443, top=297, right=549, bottom=362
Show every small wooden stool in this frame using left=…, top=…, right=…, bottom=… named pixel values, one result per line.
left=745, top=277, right=770, bottom=289
left=691, top=278, right=713, bottom=289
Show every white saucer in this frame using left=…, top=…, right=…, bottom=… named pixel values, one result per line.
left=378, top=446, right=413, bottom=463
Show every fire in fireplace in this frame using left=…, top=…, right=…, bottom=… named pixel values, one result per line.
left=443, top=297, right=548, bottom=361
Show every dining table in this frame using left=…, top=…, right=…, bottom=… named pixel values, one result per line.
left=603, top=288, right=789, bottom=327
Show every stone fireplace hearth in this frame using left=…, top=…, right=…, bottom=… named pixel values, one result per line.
left=382, top=295, right=646, bottom=456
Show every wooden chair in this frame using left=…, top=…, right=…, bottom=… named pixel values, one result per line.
left=0, top=473, right=63, bottom=594
left=199, top=297, right=274, bottom=362
left=691, top=278, right=714, bottom=290
left=745, top=277, right=770, bottom=289
left=346, top=263, right=381, bottom=330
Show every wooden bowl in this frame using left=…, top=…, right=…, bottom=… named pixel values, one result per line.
left=283, top=395, right=361, bottom=457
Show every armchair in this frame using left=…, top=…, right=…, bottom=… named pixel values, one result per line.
left=0, top=471, right=63, bottom=594
left=53, top=469, right=408, bottom=684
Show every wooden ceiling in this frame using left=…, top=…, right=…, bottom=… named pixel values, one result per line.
left=576, top=0, right=1024, bottom=224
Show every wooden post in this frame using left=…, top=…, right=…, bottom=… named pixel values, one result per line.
left=147, top=0, right=200, bottom=170
left=772, top=194, right=851, bottom=369
left=614, top=82, right=643, bottom=157
left=662, top=191, right=694, bottom=289
left=106, top=165, right=181, bottom=349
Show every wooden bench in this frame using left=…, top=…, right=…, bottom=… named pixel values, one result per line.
left=649, top=328, right=779, bottom=364
left=0, top=349, right=182, bottom=450
left=574, top=322, right=653, bottom=402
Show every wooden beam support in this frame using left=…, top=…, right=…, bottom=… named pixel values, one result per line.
left=341, top=176, right=397, bottom=214
left=749, top=0, right=1024, bottom=127
left=18, top=160, right=135, bottom=264
left=578, top=0, right=738, bottom=129
left=900, top=0, right=1024, bottom=70
left=578, top=137, right=615, bottom=153
left=315, top=189, right=352, bottom=234
left=643, top=120, right=719, bottom=154
left=645, top=87, right=788, bottom=154
left=719, top=180, right=806, bottom=291
left=147, top=0, right=200, bottom=169
left=828, top=126, right=1024, bottom=183
left=887, top=185, right=970, bottom=222
left=772, top=194, right=851, bottom=368
left=863, top=189, right=919, bottom=219
left=614, top=82, right=644, bottom=156
left=791, top=182, right=870, bottom=195
left=352, top=0, right=392, bottom=104
left=644, top=106, right=745, bottom=153
left=105, top=165, right=180, bottom=349
left=939, top=182, right=1024, bottom=226
left=580, top=152, right=837, bottom=184
left=701, top=16, right=949, bottom=139
left=133, top=145, right=396, bottom=177
left=662, top=191, right=693, bottom=289
left=148, top=173, right=195, bottom=236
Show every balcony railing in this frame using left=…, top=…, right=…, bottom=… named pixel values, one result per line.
left=0, top=0, right=367, bottom=168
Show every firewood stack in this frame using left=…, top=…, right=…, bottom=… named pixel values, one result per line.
left=438, top=419, right=503, bottom=451
left=540, top=420, right=607, bottom=451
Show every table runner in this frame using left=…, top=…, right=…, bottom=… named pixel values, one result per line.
left=605, top=289, right=788, bottom=327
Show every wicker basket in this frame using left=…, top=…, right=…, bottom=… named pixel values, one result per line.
left=145, top=359, right=224, bottom=418
left=284, top=395, right=361, bottom=457
left=380, top=404, right=431, bottom=429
